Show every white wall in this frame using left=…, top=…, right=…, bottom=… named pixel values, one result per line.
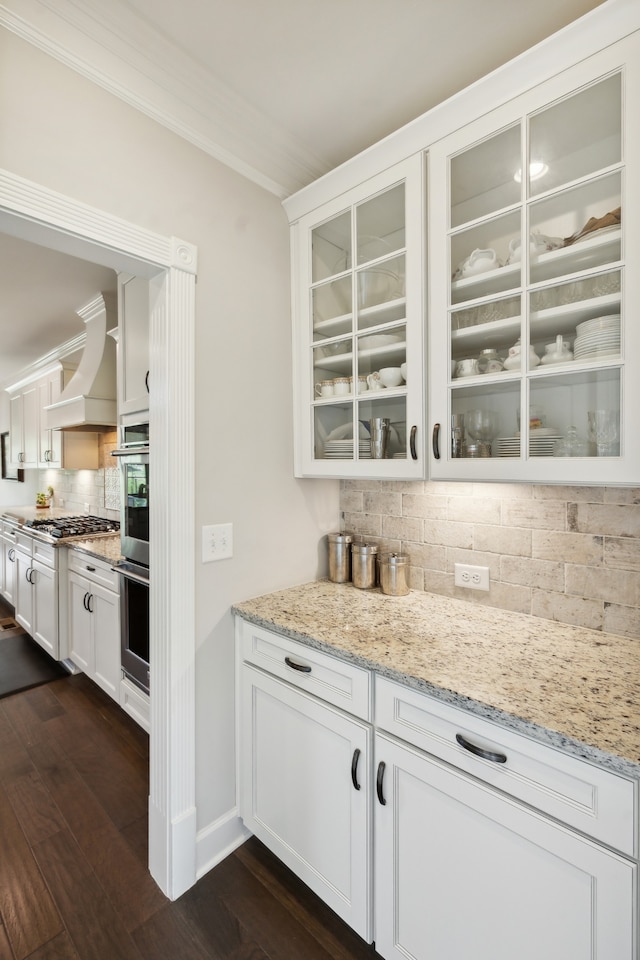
left=0, top=29, right=339, bottom=837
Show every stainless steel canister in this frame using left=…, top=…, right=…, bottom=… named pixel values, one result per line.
left=327, top=532, right=353, bottom=583
left=351, top=542, right=378, bottom=589
left=378, top=552, right=410, bottom=596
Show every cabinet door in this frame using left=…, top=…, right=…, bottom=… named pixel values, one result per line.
left=21, top=384, right=39, bottom=468
left=68, top=572, right=92, bottom=674
left=14, top=549, right=34, bottom=633
left=117, top=273, right=150, bottom=416
left=8, top=393, right=23, bottom=467
left=292, top=154, right=425, bottom=479
left=31, top=561, right=58, bottom=658
left=374, top=733, right=636, bottom=960
left=239, top=663, right=372, bottom=941
left=2, top=541, right=17, bottom=605
left=429, top=36, right=640, bottom=483
left=91, top=584, right=120, bottom=700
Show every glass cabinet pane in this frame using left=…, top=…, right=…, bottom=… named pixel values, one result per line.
left=356, top=183, right=405, bottom=262
left=451, top=211, right=521, bottom=304
left=312, top=211, right=351, bottom=283
left=450, top=126, right=521, bottom=227
left=529, top=74, right=621, bottom=197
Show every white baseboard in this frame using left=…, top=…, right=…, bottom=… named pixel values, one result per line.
left=195, top=807, right=252, bottom=880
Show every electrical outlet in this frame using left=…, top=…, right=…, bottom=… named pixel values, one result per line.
left=454, top=562, right=490, bottom=591
left=202, top=522, right=233, bottom=562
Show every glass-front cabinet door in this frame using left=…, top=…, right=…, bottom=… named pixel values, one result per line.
left=292, top=155, right=425, bottom=478
left=429, top=37, right=640, bottom=483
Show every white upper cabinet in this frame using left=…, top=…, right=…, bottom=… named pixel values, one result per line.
left=290, top=156, right=425, bottom=478
left=116, top=273, right=150, bottom=417
left=428, top=35, right=640, bottom=483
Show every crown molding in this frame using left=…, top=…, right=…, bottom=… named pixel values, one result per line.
left=0, top=0, right=329, bottom=198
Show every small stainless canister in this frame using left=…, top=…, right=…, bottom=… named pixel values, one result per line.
left=378, top=552, right=410, bottom=596
left=351, top=542, right=379, bottom=589
left=327, top=532, right=353, bottom=583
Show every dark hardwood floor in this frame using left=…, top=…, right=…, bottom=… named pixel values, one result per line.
left=0, top=667, right=380, bottom=960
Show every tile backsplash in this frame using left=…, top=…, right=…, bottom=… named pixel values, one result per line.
left=38, top=430, right=120, bottom=520
left=341, top=480, right=640, bottom=639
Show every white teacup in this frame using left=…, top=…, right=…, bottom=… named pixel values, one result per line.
left=332, top=377, right=351, bottom=396
left=456, top=358, right=478, bottom=378
left=400, top=362, right=407, bottom=381
left=315, top=379, right=334, bottom=398
left=378, top=366, right=403, bottom=388
left=367, top=372, right=384, bottom=391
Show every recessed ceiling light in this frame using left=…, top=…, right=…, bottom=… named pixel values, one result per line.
left=514, top=161, right=549, bottom=183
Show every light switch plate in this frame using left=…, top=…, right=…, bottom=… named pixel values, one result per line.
left=202, top=522, right=233, bottom=562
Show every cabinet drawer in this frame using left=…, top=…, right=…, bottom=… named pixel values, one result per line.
left=32, top=539, right=56, bottom=569
left=238, top=620, right=371, bottom=722
left=375, top=676, right=636, bottom=857
left=15, top=531, right=33, bottom=556
left=68, top=551, right=119, bottom=591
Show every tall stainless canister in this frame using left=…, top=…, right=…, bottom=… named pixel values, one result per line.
left=327, top=532, right=353, bottom=583
left=378, top=552, right=410, bottom=596
left=351, top=542, right=378, bottom=589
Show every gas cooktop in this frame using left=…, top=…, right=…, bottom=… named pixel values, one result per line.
left=24, top=515, right=120, bottom=542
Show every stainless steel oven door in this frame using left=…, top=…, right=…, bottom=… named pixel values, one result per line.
left=111, top=449, right=149, bottom=566
left=116, top=561, right=149, bottom=694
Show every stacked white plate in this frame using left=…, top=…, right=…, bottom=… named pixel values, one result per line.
left=324, top=440, right=371, bottom=459
left=495, top=437, right=521, bottom=457
left=573, top=314, right=620, bottom=360
left=529, top=434, right=563, bottom=456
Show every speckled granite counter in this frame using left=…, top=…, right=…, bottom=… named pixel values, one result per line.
left=66, top=535, right=122, bottom=565
left=233, top=580, right=640, bottom=780
left=2, top=506, right=77, bottom=523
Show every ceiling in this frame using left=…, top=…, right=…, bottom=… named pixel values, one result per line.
left=0, top=0, right=607, bottom=385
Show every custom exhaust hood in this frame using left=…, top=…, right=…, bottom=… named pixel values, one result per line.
left=45, top=292, right=117, bottom=432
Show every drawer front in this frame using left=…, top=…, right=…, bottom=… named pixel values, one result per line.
left=375, top=676, right=636, bottom=856
left=15, top=531, right=34, bottom=557
left=32, top=539, right=57, bottom=569
left=68, top=551, right=119, bottom=591
left=238, top=619, right=371, bottom=722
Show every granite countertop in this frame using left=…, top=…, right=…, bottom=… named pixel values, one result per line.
left=66, top=535, right=123, bottom=565
left=2, top=506, right=77, bottom=523
left=233, top=580, right=640, bottom=780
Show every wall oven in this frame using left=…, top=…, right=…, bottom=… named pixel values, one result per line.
left=112, top=421, right=149, bottom=567
left=112, top=420, right=150, bottom=693
left=116, top=559, right=149, bottom=693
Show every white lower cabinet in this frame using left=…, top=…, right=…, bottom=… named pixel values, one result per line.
left=68, top=553, right=120, bottom=701
left=1, top=520, right=19, bottom=605
left=237, top=618, right=638, bottom=959
left=239, top=662, right=372, bottom=940
left=14, top=533, right=59, bottom=657
left=374, top=731, right=635, bottom=960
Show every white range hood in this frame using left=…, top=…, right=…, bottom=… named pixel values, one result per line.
left=45, top=292, right=117, bottom=432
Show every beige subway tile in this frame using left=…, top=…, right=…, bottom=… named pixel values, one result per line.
left=342, top=479, right=383, bottom=493
left=500, top=556, right=564, bottom=591
left=502, top=499, right=567, bottom=531
left=423, top=570, right=456, bottom=597
left=568, top=501, right=640, bottom=538
left=363, top=491, right=403, bottom=516
left=603, top=604, right=640, bottom=640
left=532, top=530, right=603, bottom=564
left=342, top=512, right=382, bottom=539
left=385, top=480, right=427, bottom=494
left=408, top=565, right=425, bottom=591
left=472, top=482, right=533, bottom=500
left=473, top=524, right=531, bottom=557
left=603, top=487, right=640, bottom=505
left=533, top=485, right=604, bottom=502
left=566, top=564, right=640, bottom=607
left=447, top=496, right=501, bottom=525
left=453, top=580, right=531, bottom=615
left=404, top=541, right=447, bottom=572
left=381, top=515, right=423, bottom=542
left=531, top=591, right=603, bottom=632
left=340, top=490, right=364, bottom=513
left=424, top=519, right=473, bottom=549
left=402, top=493, right=448, bottom=520
left=604, top=537, right=640, bottom=571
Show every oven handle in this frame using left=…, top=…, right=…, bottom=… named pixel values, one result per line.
left=111, top=446, right=150, bottom=458
left=113, top=566, right=150, bottom=586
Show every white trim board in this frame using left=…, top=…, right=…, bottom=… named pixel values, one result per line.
left=0, top=166, right=198, bottom=901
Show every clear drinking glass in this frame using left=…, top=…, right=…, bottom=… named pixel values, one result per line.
left=587, top=410, right=619, bottom=456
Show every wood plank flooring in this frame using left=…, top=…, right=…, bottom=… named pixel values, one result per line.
left=0, top=669, right=381, bottom=960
